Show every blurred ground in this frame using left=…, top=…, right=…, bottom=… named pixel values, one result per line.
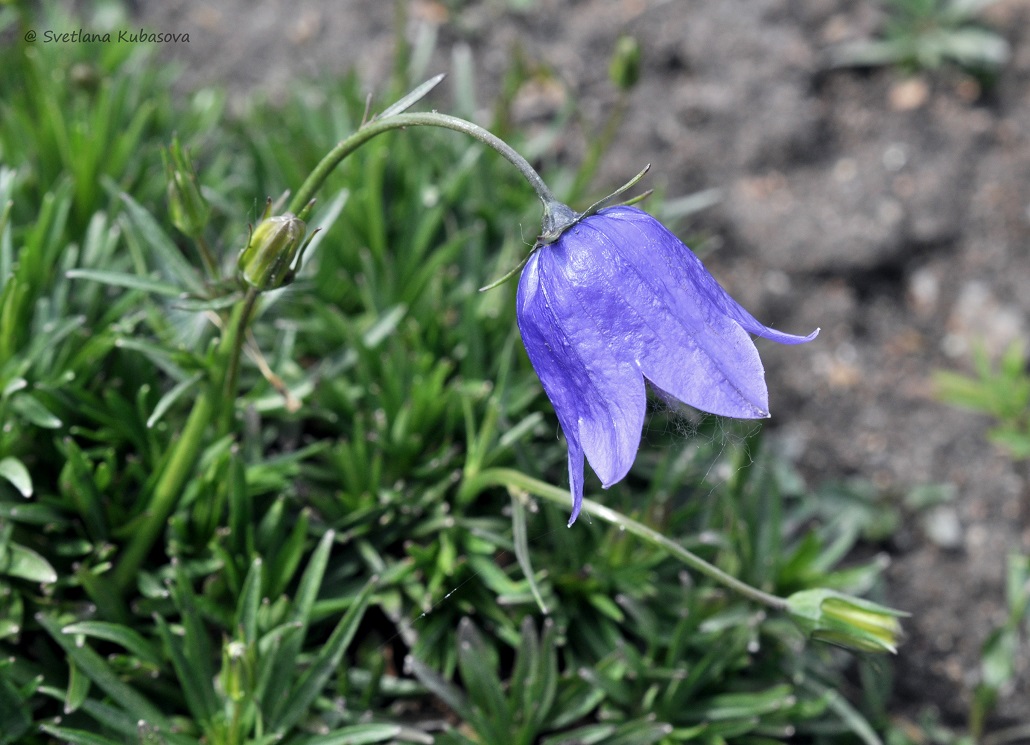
left=134, top=0, right=1030, bottom=728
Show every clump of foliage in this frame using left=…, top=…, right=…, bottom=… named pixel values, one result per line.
left=830, top=0, right=1010, bottom=79
left=935, top=342, right=1030, bottom=460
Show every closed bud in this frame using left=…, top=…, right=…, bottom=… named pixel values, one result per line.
left=237, top=202, right=310, bottom=291
left=787, top=589, right=906, bottom=654
left=219, top=639, right=252, bottom=702
left=163, top=136, right=210, bottom=239
left=609, top=36, right=641, bottom=91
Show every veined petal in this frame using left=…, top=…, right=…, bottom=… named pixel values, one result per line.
left=563, top=211, right=771, bottom=418
left=516, top=248, right=646, bottom=520
left=597, top=206, right=819, bottom=347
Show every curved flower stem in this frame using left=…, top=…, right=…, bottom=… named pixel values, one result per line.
left=288, top=112, right=559, bottom=218
left=462, top=467, right=790, bottom=613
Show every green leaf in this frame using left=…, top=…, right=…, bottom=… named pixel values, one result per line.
left=456, top=617, right=510, bottom=740
left=65, top=268, right=184, bottom=297
left=0, top=673, right=32, bottom=744
left=146, top=371, right=204, bottom=428
left=117, top=191, right=205, bottom=295
left=236, top=556, right=264, bottom=644
left=298, top=723, right=404, bottom=745
left=511, top=495, right=547, bottom=614
left=61, top=621, right=163, bottom=666
left=11, top=392, right=62, bottom=428
left=0, top=457, right=31, bottom=497
left=37, top=726, right=125, bottom=745
left=378, top=73, right=446, bottom=119
left=262, top=529, right=335, bottom=718
left=154, top=613, right=217, bottom=727
left=268, top=508, right=310, bottom=598
left=600, top=721, right=674, bottom=745
left=167, top=562, right=219, bottom=722
left=36, top=613, right=169, bottom=728
left=405, top=654, right=471, bottom=721
left=64, top=658, right=91, bottom=714
left=271, top=575, right=377, bottom=734
left=0, top=542, right=58, bottom=583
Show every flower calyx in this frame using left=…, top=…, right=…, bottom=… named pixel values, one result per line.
left=237, top=198, right=317, bottom=291
left=786, top=589, right=907, bottom=654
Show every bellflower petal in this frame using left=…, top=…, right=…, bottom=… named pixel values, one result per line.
left=516, top=205, right=817, bottom=526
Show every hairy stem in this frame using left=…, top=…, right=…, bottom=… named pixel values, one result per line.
left=289, top=111, right=557, bottom=217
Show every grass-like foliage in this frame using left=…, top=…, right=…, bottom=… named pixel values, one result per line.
left=1, top=3, right=902, bottom=744
left=829, top=0, right=1010, bottom=78
left=935, top=342, right=1030, bottom=460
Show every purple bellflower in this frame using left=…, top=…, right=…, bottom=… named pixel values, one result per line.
left=516, top=204, right=818, bottom=526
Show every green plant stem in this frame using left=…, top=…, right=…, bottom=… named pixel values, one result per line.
left=113, top=293, right=259, bottom=592
left=288, top=112, right=558, bottom=218
left=220, top=286, right=260, bottom=434
left=462, top=467, right=790, bottom=612
left=112, top=386, right=214, bottom=591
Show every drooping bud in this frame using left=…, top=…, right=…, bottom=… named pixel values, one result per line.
left=609, top=36, right=641, bottom=91
left=786, top=589, right=906, bottom=654
left=237, top=200, right=311, bottom=291
left=163, top=135, right=210, bottom=239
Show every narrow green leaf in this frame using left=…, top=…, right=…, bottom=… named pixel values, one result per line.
left=511, top=496, right=547, bottom=614
left=541, top=724, right=616, bottom=745
left=378, top=73, right=446, bottom=119
left=36, top=613, right=169, bottom=728
left=456, top=618, right=510, bottom=738
left=236, top=557, right=263, bottom=643
left=684, top=684, right=795, bottom=720
left=262, top=529, right=335, bottom=716
left=271, top=576, right=377, bottom=733
left=0, top=542, right=58, bottom=583
left=601, top=721, right=675, bottom=745
left=169, top=562, right=219, bottom=721
left=531, top=620, right=559, bottom=733
left=118, top=192, right=205, bottom=295
left=38, top=726, right=124, bottom=745
left=170, top=292, right=242, bottom=311
left=405, top=654, right=471, bottom=721
left=509, top=616, right=536, bottom=718
left=146, top=372, right=204, bottom=428
left=268, top=508, right=311, bottom=598
left=65, top=269, right=183, bottom=297
left=153, top=613, right=216, bottom=727
left=61, top=621, right=163, bottom=666
left=298, top=723, right=402, bottom=745
left=361, top=305, right=407, bottom=348
left=11, top=393, right=62, bottom=428
left=64, top=658, right=90, bottom=714
left=0, top=673, right=32, bottom=742
left=0, top=457, right=31, bottom=497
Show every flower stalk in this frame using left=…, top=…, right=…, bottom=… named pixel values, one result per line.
left=461, top=467, right=790, bottom=612
left=462, top=467, right=906, bottom=652
left=289, top=111, right=558, bottom=219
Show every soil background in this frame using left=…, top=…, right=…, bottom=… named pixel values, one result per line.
left=130, top=0, right=1030, bottom=731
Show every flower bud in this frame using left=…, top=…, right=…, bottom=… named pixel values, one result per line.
left=219, top=639, right=252, bottom=702
left=163, top=136, right=210, bottom=239
left=609, top=36, right=641, bottom=91
left=237, top=206, right=309, bottom=291
left=786, top=589, right=905, bottom=654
